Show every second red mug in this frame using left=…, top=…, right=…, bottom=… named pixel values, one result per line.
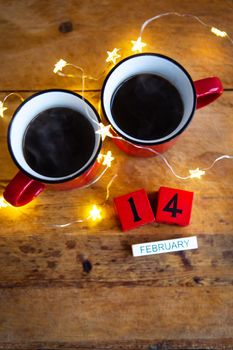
left=101, top=53, right=223, bottom=157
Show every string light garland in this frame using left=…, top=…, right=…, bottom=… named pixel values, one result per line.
left=50, top=205, right=103, bottom=228
left=0, top=93, right=24, bottom=119
left=189, top=168, right=206, bottom=179
left=1, top=12, right=233, bottom=228
left=131, top=36, right=147, bottom=53
left=0, top=68, right=115, bottom=226
left=3, top=9, right=233, bottom=183
left=122, top=141, right=233, bottom=180
left=0, top=171, right=118, bottom=227
left=0, top=196, right=10, bottom=208
left=105, top=174, right=118, bottom=201
left=137, top=12, right=233, bottom=45
left=89, top=204, right=102, bottom=221
left=53, top=58, right=67, bottom=74
left=129, top=13, right=232, bottom=179
left=48, top=56, right=233, bottom=181
left=52, top=59, right=122, bottom=143
left=72, top=150, right=115, bottom=191
left=0, top=101, right=7, bottom=118
left=0, top=66, right=114, bottom=201
left=52, top=14, right=233, bottom=71
left=53, top=59, right=102, bottom=81
left=211, top=27, right=228, bottom=38
left=98, top=151, right=115, bottom=168
left=52, top=60, right=116, bottom=185
left=106, top=48, right=121, bottom=65
left=51, top=173, right=118, bottom=228
left=95, top=123, right=114, bottom=141
left=53, top=60, right=103, bottom=131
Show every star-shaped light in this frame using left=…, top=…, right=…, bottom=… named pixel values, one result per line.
left=89, top=205, right=102, bottom=221
left=0, top=196, right=9, bottom=208
left=0, top=101, right=7, bottom=118
left=95, top=123, right=113, bottom=141
left=211, top=27, right=227, bottom=38
left=53, top=59, right=67, bottom=73
left=189, top=168, right=206, bottom=179
left=106, top=48, right=121, bottom=65
left=97, top=151, right=115, bottom=168
left=131, top=36, right=147, bottom=53
left=102, top=151, right=115, bottom=168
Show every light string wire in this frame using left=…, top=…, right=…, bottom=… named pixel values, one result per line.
left=0, top=93, right=24, bottom=118
left=56, top=62, right=104, bottom=81
left=129, top=12, right=233, bottom=178
left=54, top=61, right=120, bottom=141
left=60, top=64, right=116, bottom=181
left=51, top=12, right=233, bottom=180
left=0, top=12, right=232, bottom=217
left=123, top=140, right=233, bottom=179
left=0, top=66, right=115, bottom=219
left=51, top=173, right=118, bottom=228
left=3, top=92, right=24, bottom=104
left=56, top=62, right=100, bottom=127
left=139, top=12, right=233, bottom=44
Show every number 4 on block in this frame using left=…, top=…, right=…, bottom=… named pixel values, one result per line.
left=114, top=189, right=155, bottom=231
left=155, top=187, right=194, bottom=226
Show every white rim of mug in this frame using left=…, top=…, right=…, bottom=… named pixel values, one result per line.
left=101, top=53, right=197, bottom=145
left=8, top=89, right=102, bottom=184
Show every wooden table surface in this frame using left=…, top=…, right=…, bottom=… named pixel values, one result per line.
left=0, top=1, right=232, bottom=349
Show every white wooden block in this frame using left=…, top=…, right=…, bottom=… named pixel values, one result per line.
left=132, top=236, right=198, bottom=257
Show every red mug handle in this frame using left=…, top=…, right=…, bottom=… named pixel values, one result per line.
left=194, top=77, right=223, bottom=109
left=3, top=171, right=45, bottom=207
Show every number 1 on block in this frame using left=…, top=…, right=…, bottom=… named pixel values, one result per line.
left=114, top=189, right=155, bottom=231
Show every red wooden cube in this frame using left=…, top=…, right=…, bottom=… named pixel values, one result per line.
left=114, top=189, right=155, bottom=231
left=155, top=187, right=194, bottom=226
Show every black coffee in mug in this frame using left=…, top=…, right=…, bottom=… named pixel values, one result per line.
left=111, top=74, right=184, bottom=140
left=23, top=107, right=96, bottom=178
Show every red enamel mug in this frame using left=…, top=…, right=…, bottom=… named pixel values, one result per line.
left=3, top=89, right=102, bottom=207
left=101, top=53, right=223, bottom=157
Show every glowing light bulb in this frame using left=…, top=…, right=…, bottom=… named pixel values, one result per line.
left=53, top=59, right=67, bottom=73
left=89, top=205, right=102, bottom=221
left=98, top=151, right=114, bottom=168
left=211, top=27, right=227, bottom=38
left=97, top=154, right=103, bottom=163
left=106, top=48, right=121, bottom=65
left=102, top=151, right=114, bottom=168
left=95, top=123, right=113, bottom=141
left=0, top=101, right=7, bottom=118
left=189, top=168, right=206, bottom=179
left=0, top=196, right=9, bottom=208
left=131, top=36, right=147, bottom=52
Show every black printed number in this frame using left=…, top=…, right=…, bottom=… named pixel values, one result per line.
left=128, top=197, right=142, bottom=222
left=163, top=193, right=183, bottom=218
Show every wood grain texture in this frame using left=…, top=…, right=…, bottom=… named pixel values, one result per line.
left=0, top=0, right=232, bottom=90
left=0, top=287, right=232, bottom=343
left=1, top=92, right=233, bottom=235
left=0, top=92, right=233, bottom=348
left=1, top=341, right=233, bottom=350
left=0, top=0, right=233, bottom=349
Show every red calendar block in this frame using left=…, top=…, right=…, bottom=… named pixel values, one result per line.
left=155, top=187, right=194, bottom=226
left=114, top=189, right=155, bottom=231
